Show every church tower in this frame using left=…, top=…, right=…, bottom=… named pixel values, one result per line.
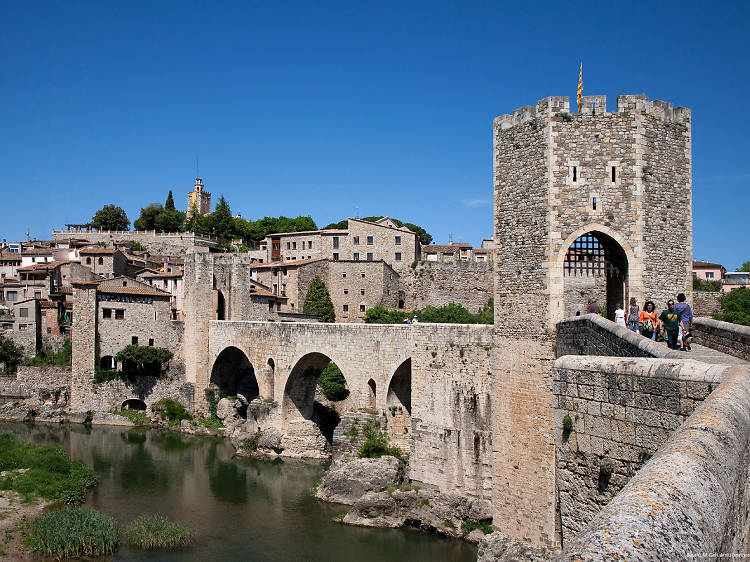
left=187, top=177, right=212, bottom=217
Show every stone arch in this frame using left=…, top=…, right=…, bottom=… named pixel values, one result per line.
left=121, top=398, right=146, bottom=411
left=215, top=290, right=226, bottom=320
left=283, top=352, right=350, bottom=450
left=366, top=379, right=376, bottom=410
left=209, top=346, right=259, bottom=403
left=100, top=355, right=116, bottom=370
left=554, top=224, right=634, bottom=323
left=386, top=358, right=411, bottom=449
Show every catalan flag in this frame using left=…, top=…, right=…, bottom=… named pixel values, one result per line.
left=577, top=63, right=583, bottom=112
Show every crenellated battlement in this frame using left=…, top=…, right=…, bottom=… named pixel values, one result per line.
left=494, top=94, right=690, bottom=130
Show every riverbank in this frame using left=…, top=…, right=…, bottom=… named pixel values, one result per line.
left=0, top=491, right=51, bottom=561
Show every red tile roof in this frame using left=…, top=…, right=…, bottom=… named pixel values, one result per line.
left=252, top=257, right=327, bottom=270
left=693, top=260, right=725, bottom=269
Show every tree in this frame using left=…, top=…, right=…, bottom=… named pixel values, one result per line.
left=303, top=276, right=335, bottom=322
left=154, top=209, right=184, bottom=233
left=114, top=345, right=173, bottom=377
left=92, top=205, right=130, bottom=231
left=364, top=306, right=407, bottom=324
left=715, top=288, right=750, bottom=326
left=737, top=261, right=750, bottom=272
left=209, top=196, right=234, bottom=239
left=185, top=203, right=205, bottom=234
left=0, top=334, right=24, bottom=375
left=133, top=203, right=164, bottom=231
left=165, top=190, right=176, bottom=211
left=317, top=362, right=349, bottom=401
left=322, top=216, right=432, bottom=245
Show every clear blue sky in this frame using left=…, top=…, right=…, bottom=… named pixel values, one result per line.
left=2, top=1, right=748, bottom=269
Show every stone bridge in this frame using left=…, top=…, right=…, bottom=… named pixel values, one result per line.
left=204, top=321, right=496, bottom=496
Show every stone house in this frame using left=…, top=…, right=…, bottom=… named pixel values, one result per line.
left=253, top=257, right=400, bottom=322
left=72, top=276, right=183, bottom=371
left=1, top=298, right=41, bottom=356
left=137, top=268, right=184, bottom=319
left=79, top=247, right=129, bottom=277
left=0, top=251, right=22, bottom=279
left=265, top=217, right=419, bottom=275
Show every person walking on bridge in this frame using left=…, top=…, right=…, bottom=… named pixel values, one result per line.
left=639, top=300, right=658, bottom=340
left=674, top=293, right=693, bottom=351
left=626, top=297, right=640, bottom=332
left=659, top=299, right=683, bottom=350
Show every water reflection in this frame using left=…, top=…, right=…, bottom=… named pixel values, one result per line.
left=0, top=422, right=477, bottom=562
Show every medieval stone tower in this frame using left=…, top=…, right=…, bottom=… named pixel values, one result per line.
left=187, top=177, right=212, bottom=217
left=490, top=94, right=692, bottom=547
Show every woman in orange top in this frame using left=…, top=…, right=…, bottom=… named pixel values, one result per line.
left=638, top=300, right=659, bottom=340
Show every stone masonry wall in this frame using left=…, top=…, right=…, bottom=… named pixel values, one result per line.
left=75, top=376, right=194, bottom=413
left=692, top=317, right=750, bottom=362
left=556, top=314, right=670, bottom=358
left=52, top=230, right=217, bottom=254
left=553, top=355, right=727, bottom=542
left=555, top=363, right=750, bottom=560
left=401, top=261, right=492, bottom=313
left=693, top=290, right=722, bottom=317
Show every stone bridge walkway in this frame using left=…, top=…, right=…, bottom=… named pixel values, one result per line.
left=656, top=341, right=748, bottom=366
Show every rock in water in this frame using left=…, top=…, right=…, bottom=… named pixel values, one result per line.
left=476, top=531, right=551, bottom=561
left=315, top=456, right=404, bottom=505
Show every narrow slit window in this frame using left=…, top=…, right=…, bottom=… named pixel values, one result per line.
left=611, top=166, right=616, bottom=182
left=592, top=197, right=597, bottom=211
left=572, top=166, right=577, bottom=182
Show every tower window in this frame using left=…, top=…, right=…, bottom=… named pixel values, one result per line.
left=572, top=166, right=578, bottom=182
left=592, top=197, right=597, bottom=211
left=611, top=166, right=616, bottom=182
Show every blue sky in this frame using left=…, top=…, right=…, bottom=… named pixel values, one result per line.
left=2, top=1, right=749, bottom=269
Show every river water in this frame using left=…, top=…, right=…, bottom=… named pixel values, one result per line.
left=1, top=422, right=477, bottom=561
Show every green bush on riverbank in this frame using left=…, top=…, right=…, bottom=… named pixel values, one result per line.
left=28, top=507, right=118, bottom=558
left=0, top=433, right=98, bottom=504
left=125, top=514, right=192, bottom=550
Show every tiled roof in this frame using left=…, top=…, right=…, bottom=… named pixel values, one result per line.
left=0, top=252, right=22, bottom=261
left=17, top=260, right=70, bottom=272
left=79, top=247, right=116, bottom=255
left=98, top=286, right=173, bottom=297
left=693, top=260, right=725, bottom=269
left=139, top=268, right=183, bottom=279
left=252, top=257, right=327, bottom=270
left=22, top=247, right=55, bottom=255
left=38, top=299, right=57, bottom=308
left=348, top=217, right=415, bottom=234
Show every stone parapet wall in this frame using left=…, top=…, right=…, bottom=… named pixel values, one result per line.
left=693, top=290, right=722, bottom=317
left=692, top=317, right=750, bottom=362
left=556, top=314, right=672, bottom=358
left=553, top=356, right=727, bottom=540
left=556, top=364, right=750, bottom=560
left=3, top=329, right=39, bottom=358
left=17, top=365, right=71, bottom=388
left=401, top=261, right=493, bottom=313
left=52, top=230, right=217, bottom=254
left=0, top=366, right=71, bottom=406
left=41, top=334, right=68, bottom=353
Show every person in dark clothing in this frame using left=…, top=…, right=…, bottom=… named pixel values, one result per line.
left=674, top=293, right=693, bottom=351
left=586, top=300, right=600, bottom=314
left=659, top=300, right=683, bottom=350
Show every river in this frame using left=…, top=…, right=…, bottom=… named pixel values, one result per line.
left=0, top=422, right=477, bottom=561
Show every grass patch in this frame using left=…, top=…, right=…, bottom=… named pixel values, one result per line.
left=240, top=433, right=260, bottom=453
left=358, top=422, right=406, bottom=462
left=443, top=519, right=456, bottom=529
left=27, top=507, right=117, bottom=558
left=385, top=482, right=420, bottom=495
left=198, top=416, right=223, bottom=430
left=0, top=433, right=98, bottom=504
left=461, top=518, right=493, bottom=536
left=332, top=512, right=346, bottom=521
left=125, top=513, right=192, bottom=550
left=113, top=409, right=150, bottom=425
left=21, top=339, right=72, bottom=367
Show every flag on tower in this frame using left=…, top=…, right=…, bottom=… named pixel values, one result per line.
left=577, top=63, right=583, bottom=112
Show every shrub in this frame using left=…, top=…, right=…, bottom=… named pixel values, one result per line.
left=562, top=414, right=573, bottom=434
left=21, top=339, right=72, bottom=367
left=114, top=410, right=150, bottom=425
left=358, top=422, right=406, bottom=462
left=125, top=513, right=192, bottom=550
left=461, top=518, right=493, bottom=536
left=0, top=334, right=23, bottom=375
left=93, top=369, right=120, bottom=384
left=152, top=399, right=192, bottom=425
left=240, top=432, right=260, bottom=452
left=317, top=362, right=349, bottom=401
left=0, top=434, right=98, bottom=504
left=715, top=288, right=750, bottom=326
left=693, top=275, right=722, bottom=292
left=114, top=344, right=173, bottom=377
left=28, top=507, right=117, bottom=558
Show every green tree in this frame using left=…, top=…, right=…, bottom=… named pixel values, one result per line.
left=0, top=333, right=24, bottom=375
left=209, top=196, right=234, bottom=239
left=364, top=306, right=408, bottom=324
left=737, top=261, right=750, bottom=272
left=322, top=216, right=432, bottom=245
left=475, top=298, right=494, bottom=324
left=303, top=276, right=335, bottom=322
left=165, top=190, right=176, bottom=211
left=155, top=209, right=185, bottom=233
left=317, top=362, right=348, bottom=401
left=114, top=345, right=173, bottom=377
left=133, top=203, right=164, bottom=231
left=322, top=219, right=349, bottom=230
left=714, top=289, right=750, bottom=326
left=91, top=205, right=130, bottom=231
